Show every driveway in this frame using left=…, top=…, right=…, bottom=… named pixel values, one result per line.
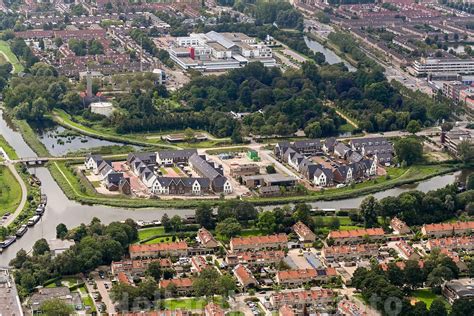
left=92, top=272, right=116, bottom=315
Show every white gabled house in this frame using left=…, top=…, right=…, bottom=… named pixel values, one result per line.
left=84, top=154, right=104, bottom=175
left=313, top=168, right=334, bottom=187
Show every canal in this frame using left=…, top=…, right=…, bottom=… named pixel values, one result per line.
left=0, top=109, right=466, bottom=265
left=304, top=36, right=357, bottom=72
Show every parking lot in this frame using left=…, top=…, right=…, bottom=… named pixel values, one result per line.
left=0, top=269, right=22, bottom=316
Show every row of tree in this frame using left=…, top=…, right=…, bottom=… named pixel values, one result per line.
left=352, top=250, right=472, bottom=316
left=10, top=218, right=138, bottom=298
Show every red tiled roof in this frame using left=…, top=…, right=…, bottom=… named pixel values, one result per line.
left=427, top=236, right=474, bottom=249
left=197, top=228, right=217, bottom=245
left=129, top=241, right=188, bottom=254
left=272, top=289, right=334, bottom=302
left=279, top=305, right=295, bottom=316
left=292, top=221, right=315, bottom=239
left=230, top=234, right=288, bottom=246
left=422, top=221, right=474, bottom=233
left=205, top=302, right=225, bottom=316
left=233, top=264, right=256, bottom=285
left=118, top=272, right=131, bottom=285
left=123, top=311, right=190, bottom=316
left=277, top=268, right=337, bottom=281
left=159, top=278, right=193, bottom=289
left=328, top=228, right=384, bottom=239
left=323, top=243, right=378, bottom=255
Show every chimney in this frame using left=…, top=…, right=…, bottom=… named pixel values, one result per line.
left=86, top=71, right=93, bottom=97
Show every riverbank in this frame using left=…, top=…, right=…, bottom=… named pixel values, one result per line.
left=48, top=159, right=462, bottom=209
left=0, top=165, right=22, bottom=216
left=0, top=40, right=24, bottom=73
left=305, top=32, right=359, bottom=68
left=0, top=137, right=40, bottom=232
left=52, top=109, right=232, bottom=150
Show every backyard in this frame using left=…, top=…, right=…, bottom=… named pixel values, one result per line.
left=410, top=289, right=450, bottom=310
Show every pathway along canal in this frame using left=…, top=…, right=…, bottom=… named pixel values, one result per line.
left=0, top=109, right=466, bottom=265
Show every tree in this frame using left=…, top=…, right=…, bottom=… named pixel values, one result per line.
left=257, top=211, right=277, bottom=234
left=266, top=165, right=276, bottom=174
left=467, top=174, right=474, bottom=190
left=146, top=261, right=161, bottom=281
left=162, top=213, right=171, bottom=232
left=406, top=120, right=421, bottom=134
left=33, top=238, right=50, bottom=256
left=328, top=217, right=340, bottom=230
left=451, top=298, right=474, bottom=316
left=394, top=137, right=423, bottom=165
left=404, top=260, right=424, bottom=289
left=56, top=223, right=68, bottom=239
left=195, top=204, right=214, bottom=229
left=359, top=196, right=379, bottom=228
left=428, top=298, right=447, bottom=316
left=215, top=217, right=241, bottom=239
left=184, top=128, right=194, bottom=142
left=457, top=140, right=474, bottom=164
left=40, top=298, right=73, bottom=316
left=193, top=268, right=236, bottom=297
left=170, top=215, right=183, bottom=232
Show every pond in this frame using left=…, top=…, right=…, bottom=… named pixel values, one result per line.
left=33, top=122, right=140, bottom=156
left=304, top=36, right=357, bottom=72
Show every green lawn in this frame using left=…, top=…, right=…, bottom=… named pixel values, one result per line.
left=53, top=109, right=231, bottom=150
left=82, top=295, right=96, bottom=313
left=163, top=298, right=208, bottom=310
left=240, top=228, right=265, bottom=237
left=410, top=289, right=450, bottom=309
left=0, top=40, right=24, bottom=73
left=0, top=135, right=18, bottom=160
left=138, top=227, right=166, bottom=241
left=144, top=236, right=175, bottom=244
left=163, top=297, right=226, bottom=310
left=0, top=166, right=22, bottom=217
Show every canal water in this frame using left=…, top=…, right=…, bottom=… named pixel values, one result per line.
left=36, top=124, right=130, bottom=156
left=304, top=36, right=357, bottom=72
left=0, top=109, right=466, bottom=265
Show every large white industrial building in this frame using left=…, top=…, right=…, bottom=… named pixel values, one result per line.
left=168, top=31, right=277, bottom=71
left=410, top=57, right=474, bottom=76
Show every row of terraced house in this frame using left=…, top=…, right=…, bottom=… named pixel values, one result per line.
left=85, top=149, right=233, bottom=196
left=274, top=137, right=393, bottom=187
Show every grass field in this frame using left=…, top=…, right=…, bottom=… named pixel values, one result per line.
left=144, top=236, right=175, bottom=244
left=0, top=54, right=6, bottom=64
left=410, top=289, right=450, bottom=309
left=53, top=109, right=231, bottom=150
left=138, top=227, right=166, bottom=240
left=0, top=40, right=24, bottom=73
left=0, top=166, right=22, bottom=216
left=163, top=297, right=226, bottom=310
left=0, top=135, right=18, bottom=160
left=163, top=298, right=208, bottom=310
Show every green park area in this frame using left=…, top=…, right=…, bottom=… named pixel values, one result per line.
left=0, top=166, right=22, bottom=216
left=410, top=289, right=450, bottom=310
left=0, top=40, right=24, bottom=73
left=52, top=109, right=231, bottom=152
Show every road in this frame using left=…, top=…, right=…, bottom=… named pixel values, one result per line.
left=0, top=147, right=27, bottom=227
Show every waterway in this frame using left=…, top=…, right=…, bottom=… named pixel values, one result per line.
left=0, top=109, right=466, bottom=265
left=304, top=36, right=357, bottom=72
left=36, top=124, right=132, bottom=157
